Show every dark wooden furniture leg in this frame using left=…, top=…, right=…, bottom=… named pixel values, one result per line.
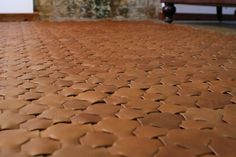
left=162, top=3, right=176, bottom=23
left=217, top=6, right=223, bottom=21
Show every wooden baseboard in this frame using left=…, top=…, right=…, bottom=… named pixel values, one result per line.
left=0, top=12, right=39, bottom=22
left=159, top=12, right=236, bottom=21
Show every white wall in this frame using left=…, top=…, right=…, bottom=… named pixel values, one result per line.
left=0, top=0, right=33, bottom=13
left=176, top=4, right=235, bottom=14
left=162, top=3, right=235, bottom=15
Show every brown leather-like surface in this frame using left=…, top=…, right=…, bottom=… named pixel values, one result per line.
left=0, top=21, right=235, bottom=157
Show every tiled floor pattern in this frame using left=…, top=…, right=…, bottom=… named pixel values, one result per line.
left=0, top=21, right=235, bottom=157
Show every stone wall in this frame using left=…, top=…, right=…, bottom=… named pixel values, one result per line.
left=34, top=0, right=161, bottom=20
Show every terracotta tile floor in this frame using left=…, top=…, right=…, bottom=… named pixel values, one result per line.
left=0, top=21, right=236, bottom=157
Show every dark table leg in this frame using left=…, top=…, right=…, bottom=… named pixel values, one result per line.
left=217, top=6, right=223, bottom=21
left=162, top=3, right=176, bottom=23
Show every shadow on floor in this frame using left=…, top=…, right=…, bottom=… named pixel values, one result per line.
left=175, top=21, right=236, bottom=34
